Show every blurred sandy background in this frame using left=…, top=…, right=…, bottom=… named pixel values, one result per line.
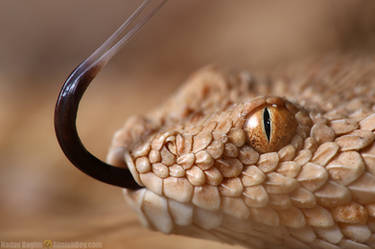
left=1, top=1, right=375, bottom=248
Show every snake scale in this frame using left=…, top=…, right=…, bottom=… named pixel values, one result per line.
left=107, top=57, right=375, bottom=249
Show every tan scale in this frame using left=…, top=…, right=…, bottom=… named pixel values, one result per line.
left=107, top=58, right=375, bottom=249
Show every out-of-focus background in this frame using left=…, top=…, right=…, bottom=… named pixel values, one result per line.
left=1, top=1, right=375, bottom=248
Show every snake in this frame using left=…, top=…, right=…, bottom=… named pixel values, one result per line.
left=54, top=1, right=375, bottom=249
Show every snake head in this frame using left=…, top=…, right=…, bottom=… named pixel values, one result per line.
left=108, top=68, right=311, bottom=242
left=108, top=65, right=375, bottom=248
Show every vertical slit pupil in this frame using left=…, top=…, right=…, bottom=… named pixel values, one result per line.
left=263, top=107, right=271, bottom=142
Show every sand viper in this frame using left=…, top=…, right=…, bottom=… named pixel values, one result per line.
left=55, top=1, right=375, bottom=248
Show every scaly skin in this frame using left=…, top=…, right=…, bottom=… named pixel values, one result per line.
left=107, top=57, right=375, bottom=249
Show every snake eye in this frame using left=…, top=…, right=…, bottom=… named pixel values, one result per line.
left=244, top=104, right=297, bottom=153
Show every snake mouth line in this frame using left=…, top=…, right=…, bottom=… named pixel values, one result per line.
left=54, top=0, right=167, bottom=189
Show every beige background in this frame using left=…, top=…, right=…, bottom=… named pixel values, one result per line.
left=1, top=1, right=375, bottom=248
